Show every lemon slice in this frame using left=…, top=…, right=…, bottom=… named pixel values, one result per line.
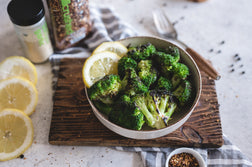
left=82, top=51, right=121, bottom=88
left=92, top=41, right=128, bottom=57
left=0, top=56, right=37, bottom=85
left=0, top=77, right=38, bottom=116
left=0, top=108, right=33, bottom=161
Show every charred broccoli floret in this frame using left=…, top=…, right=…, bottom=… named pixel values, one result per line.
left=132, top=93, right=157, bottom=128
left=121, top=68, right=148, bottom=96
left=172, top=80, right=191, bottom=105
left=153, top=52, right=175, bottom=77
left=148, top=91, right=177, bottom=127
left=165, top=46, right=180, bottom=63
left=171, top=63, right=190, bottom=88
left=137, top=60, right=158, bottom=88
left=156, top=76, right=173, bottom=92
left=109, top=94, right=145, bottom=130
left=118, top=56, right=137, bottom=79
left=88, top=74, right=121, bottom=104
left=132, top=91, right=177, bottom=129
left=127, top=43, right=156, bottom=62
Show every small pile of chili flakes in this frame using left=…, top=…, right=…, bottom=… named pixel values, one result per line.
left=169, top=152, right=199, bottom=167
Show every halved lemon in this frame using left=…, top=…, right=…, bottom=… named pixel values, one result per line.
left=0, top=56, right=37, bottom=85
left=92, top=41, right=128, bottom=57
left=82, top=51, right=121, bottom=88
left=0, top=108, right=33, bottom=161
left=0, top=77, right=38, bottom=116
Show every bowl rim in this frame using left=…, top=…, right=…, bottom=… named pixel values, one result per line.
left=85, top=36, right=202, bottom=139
left=165, top=147, right=206, bottom=167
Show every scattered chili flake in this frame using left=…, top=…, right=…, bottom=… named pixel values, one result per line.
left=139, top=18, right=144, bottom=24
left=234, top=53, right=239, bottom=57
left=220, top=40, right=225, bottom=45
left=236, top=57, right=241, bottom=61
left=230, top=64, right=234, bottom=67
left=169, top=153, right=199, bottom=167
left=172, top=21, right=178, bottom=26
left=240, top=64, right=244, bottom=68
left=231, top=69, right=235, bottom=72
left=241, top=71, right=245, bottom=75
left=217, top=50, right=221, bottom=54
left=19, top=154, right=24, bottom=159
left=209, top=49, right=214, bottom=52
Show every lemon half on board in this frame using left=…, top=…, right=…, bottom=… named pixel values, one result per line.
left=0, top=56, right=37, bottom=85
left=0, top=108, right=34, bottom=161
left=82, top=51, right=121, bottom=88
left=92, top=41, right=128, bottom=57
left=0, top=77, right=38, bottom=116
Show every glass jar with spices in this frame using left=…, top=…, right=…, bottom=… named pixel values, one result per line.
left=7, top=0, right=53, bottom=64
left=46, top=0, right=91, bottom=50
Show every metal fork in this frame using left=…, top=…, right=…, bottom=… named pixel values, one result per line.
left=152, top=10, right=220, bottom=80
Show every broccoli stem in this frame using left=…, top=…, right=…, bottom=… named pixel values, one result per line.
left=134, top=96, right=156, bottom=127
left=163, top=103, right=177, bottom=125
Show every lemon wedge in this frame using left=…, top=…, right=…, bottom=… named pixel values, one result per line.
left=0, top=108, right=33, bottom=161
left=92, top=41, right=128, bottom=57
left=0, top=56, right=37, bottom=85
left=0, top=77, right=38, bottom=116
left=82, top=51, right=121, bottom=88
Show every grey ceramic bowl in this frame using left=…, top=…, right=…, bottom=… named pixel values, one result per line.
left=85, top=36, right=202, bottom=139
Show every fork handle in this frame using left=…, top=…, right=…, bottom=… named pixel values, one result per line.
left=185, top=47, right=221, bottom=80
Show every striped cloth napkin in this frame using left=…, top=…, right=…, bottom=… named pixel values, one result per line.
left=50, top=6, right=252, bottom=167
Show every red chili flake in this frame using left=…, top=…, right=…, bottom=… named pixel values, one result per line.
left=169, top=153, right=199, bottom=167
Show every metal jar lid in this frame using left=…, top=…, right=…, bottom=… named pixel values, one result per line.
left=7, top=0, right=45, bottom=26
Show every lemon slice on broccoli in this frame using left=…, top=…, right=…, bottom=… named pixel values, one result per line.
left=82, top=51, right=121, bottom=88
left=92, top=41, right=128, bottom=57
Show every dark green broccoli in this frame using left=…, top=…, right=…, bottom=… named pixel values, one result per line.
left=153, top=52, right=175, bottom=77
left=171, top=63, right=189, bottom=88
left=137, top=60, right=158, bottom=88
left=172, top=80, right=191, bottom=105
left=118, top=56, right=137, bottom=79
left=158, top=46, right=180, bottom=63
left=92, top=101, right=113, bottom=115
left=87, top=43, right=192, bottom=131
left=121, top=68, right=148, bottom=96
left=109, top=94, right=145, bottom=130
left=88, top=74, right=121, bottom=104
left=156, top=76, right=173, bottom=91
left=127, top=43, right=156, bottom=61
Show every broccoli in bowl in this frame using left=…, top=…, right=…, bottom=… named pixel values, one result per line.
left=87, top=42, right=193, bottom=131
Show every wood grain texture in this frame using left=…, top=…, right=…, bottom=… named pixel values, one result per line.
left=49, top=58, right=223, bottom=148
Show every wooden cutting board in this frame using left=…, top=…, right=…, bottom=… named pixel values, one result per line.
left=49, top=58, right=223, bottom=148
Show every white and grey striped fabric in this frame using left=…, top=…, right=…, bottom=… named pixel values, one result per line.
left=49, top=6, right=252, bottom=167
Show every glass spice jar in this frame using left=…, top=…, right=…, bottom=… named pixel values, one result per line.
left=46, top=0, right=91, bottom=50
left=7, top=0, right=53, bottom=64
